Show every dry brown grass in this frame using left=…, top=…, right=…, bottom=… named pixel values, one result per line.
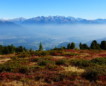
left=0, top=58, right=11, bottom=64
left=62, top=66, right=85, bottom=73
left=52, top=56, right=65, bottom=59
left=0, top=80, right=47, bottom=86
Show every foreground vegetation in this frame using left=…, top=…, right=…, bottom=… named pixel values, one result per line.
left=0, top=40, right=106, bottom=86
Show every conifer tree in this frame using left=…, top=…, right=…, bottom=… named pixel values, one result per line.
left=79, top=43, right=89, bottom=49
left=100, top=41, right=106, bottom=50
left=67, top=43, right=71, bottom=49
left=70, top=42, right=75, bottom=49
left=39, top=42, right=43, bottom=51
left=90, top=40, right=100, bottom=49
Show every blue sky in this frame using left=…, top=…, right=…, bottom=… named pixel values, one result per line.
left=0, top=0, right=106, bottom=19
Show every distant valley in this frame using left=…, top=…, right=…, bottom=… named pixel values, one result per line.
left=0, top=16, right=106, bottom=50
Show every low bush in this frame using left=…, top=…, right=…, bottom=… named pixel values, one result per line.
left=90, top=57, right=106, bottom=65
left=38, top=59, right=55, bottom=66
left=0, top=72, right=25, bottom=80
left=69, top=59, right=92, bottom=68
left=35, top=51, right=49, bottom=56
left=29, top=57, right=39, bottom=62
left=17, top=51, right=31, bottom=58
left=0, top=58, right=30, bottom=73
left=49, top=50, right=63, bottom=56
left=82, top=65, right=106, bottom=82
left=37, top=57, right=56, bottom=69
left=55, top=59, right=68, bottom=66
left=63, top=52, right=79, bottom=56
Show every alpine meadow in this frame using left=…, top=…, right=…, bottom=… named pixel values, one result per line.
left=0, top=0, right=106, bottom=86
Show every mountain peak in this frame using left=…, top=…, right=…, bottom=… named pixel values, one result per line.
left=1, top=16, right=106, bottom=24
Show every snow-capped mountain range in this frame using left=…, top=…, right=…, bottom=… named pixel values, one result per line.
left=1, top=16, right=106, bottom=25
left=0, top=16, right=106, bottom=49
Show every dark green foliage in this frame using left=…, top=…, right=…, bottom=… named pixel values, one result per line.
left=70, top=42, right=75, bottom=49
left=69, top=57, right=106, bottom=68
left=79, top=40, right=106, bottom=50
left=17, top=51, right=31, bottom=58
left=0, top=39, right=106, bottom=55
left=0, top=61, right=20, bottom=72
left=2, top=47, right=10, bottom=54
left=37, top=57, right=55, bottom=66
left=37, top=57, right=57, bottom=70
left=0, top=45, right=3, bottom=54
left=82, top=57, right=106, bottom=82
left=53, top=47, right=66, bottom=50
left=0, top=45, right=27, bottom=55
left=67, top=42, right=75, bottom=49
left=82, top=69, right=98, bottom=82
left=39, top=42, right=43, bottom=51
left=69, top=59, right=93, bottom=68
left=67, top=43, right=71, bottom=49
left=35, top=51, right=49, bottom=56
left=18, top=66, right=30, bottom=73
left=90, top=57, right=106, bottom=65
left=16, top=46, right=27, bottom=52
left=56, top=59, right=68, bottom=65
left=0, top=58, right=29, bottom=73
left=0, top=45, right=16, bottom=54
left=82, top=65, right=106, bottom=82
left=100, top=41, right=106, bottom=50
left=79, top=43, right=89, bottom=49
left=49, top=50, right=63, bottom=56
left=7, top=45, right=16, bottom=53
left=90, top=40, right=100, bottom=49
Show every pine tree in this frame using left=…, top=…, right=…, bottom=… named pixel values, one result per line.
left=90, top=40, right=100, bottom=49
left=82, top=44, right=89, bottom=49
left=70, top=42, right=75, bottom=49
left=0, top=45, right=3, bottom=54
left=79, top=43, right=89, bottom=49
left=16, top=46, right=26, bottom=52
left=100, top=41, right=106, bottom=50
left=79, top=43, right=83, bottom=49
left=67, top=43, right=71, bottom=49
left=39, top=42, right=43, bottom=51
left=2, top=47, right=10, bottom=54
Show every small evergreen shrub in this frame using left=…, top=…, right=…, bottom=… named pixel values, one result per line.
left=90, top=57, right=106, bottom=65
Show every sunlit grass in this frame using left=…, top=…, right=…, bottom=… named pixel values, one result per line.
left=63, top=66, right=85, bottom=73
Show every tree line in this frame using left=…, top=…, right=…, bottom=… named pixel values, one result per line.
left=0, top=40, right=106, bottom=54
left=67, top=40, right=106, bottom=50
left=0, top=45, right=27, bottom=54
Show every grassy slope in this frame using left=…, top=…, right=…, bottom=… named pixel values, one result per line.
left=0, top=49, right=105, bottom=86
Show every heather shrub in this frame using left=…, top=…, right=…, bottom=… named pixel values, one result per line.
left=82, top=65, right=106, bottom=82
left=59, top=71, right=81, bottom=82
left=55, top=59, right=68, bottom=66
left=17, top=51, right=31, bottom=58
left=82, top=69, right=98, bottom=82
left=37, top=59, right=55, bottom=66
left=37, top=57, right=56, bottom=69
left=29, top=57, right=39, bottom=62
left=49, top=50, right=63, bottom=56
left=0, top=58, right=29, bottom=73
left=69, top=59, right=93, bottom=68
left=90, top=57, right=106, bottom=65
left=35, top=51, right=49, bottom=56
left=18, top=66, right=30, bottom=74
left=0, top=72, right=25, bottom=80
left=48, top=80, right=76, bottom=86
left=0, top=61, right=21, bottom=72
left=63, top=52, right=79, bottom=56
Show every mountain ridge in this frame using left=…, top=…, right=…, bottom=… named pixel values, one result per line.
left=1, top=16, right=106, bottom=24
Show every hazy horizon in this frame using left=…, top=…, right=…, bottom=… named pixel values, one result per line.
left=0, top=0, right=106, bottom=49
